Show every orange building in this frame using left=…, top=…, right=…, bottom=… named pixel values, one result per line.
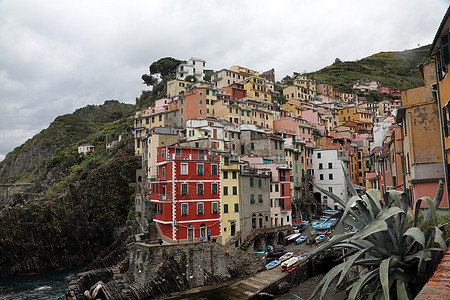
left=178, top=87, right=217, bottom=126
left=429, top=6, right=450, bottom=208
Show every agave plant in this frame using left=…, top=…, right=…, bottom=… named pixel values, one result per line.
left=306, top=171, right=449, bottom=300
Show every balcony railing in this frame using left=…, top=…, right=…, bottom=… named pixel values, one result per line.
left=169, top=153, right=220, bottom=162
left=155, top=194, right=172, bottom=201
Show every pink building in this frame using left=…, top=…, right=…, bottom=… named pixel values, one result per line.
left=301, top=109, right=326, bottom=134
left=273, top=117, right=314, bottom=144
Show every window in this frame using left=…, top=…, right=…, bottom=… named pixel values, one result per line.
left=224, top=157, right=229, bottom=166
left=319, top=163, right=323, bottom=169
left=250, top=194, right=255, bottom=203
left=258, top=194, right=263, bottom=203
left=224, top=204, right=229, bottom=213
left=175, top=148, right=181, bottom=156
left=181, top=183, right=188, bottom=195
left=223, top=171, right=228, bottom=179
left=197, top=183, right=204, bottom=194
left=210, top=202, right=219, bottom=215
left=197, top=203, right=204, bottom=214
left=211, top=164, right=218, bottom=175
left=329, top=187, right=333, bottom=193
left=161, top=149, right=165, bottom=158
left=250, top=177, right=254, bottom=187
left=232, top=186, right=237, bottom=195
left=223, top=186, right=228, bottom=195
left=197, top=163, right=204, bottom=175
left=232, top=171, right=237, bottom=179
left=320, top=174, right=324, bottom=180
left=328, top=162, right=332, bottom=169
left=181, top=163, right=188, bottom=175
left=212, top=183, right=218, bottom=194
left=275, top=184, right=279, bottom=192
left=317, top=152, right=321, bottom=158
left=234, top=203, right=239, bottom=212
left=258, top=179, right=262, bottom=187
left=181, top=203, right=188, bottom=215
left=329, top=173, right=333, bottom=180
left=251, top=142, right=254, bottom=150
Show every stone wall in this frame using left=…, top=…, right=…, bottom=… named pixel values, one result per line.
left=130, top=241, right=266, bottom=289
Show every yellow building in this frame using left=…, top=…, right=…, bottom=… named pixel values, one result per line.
left=221, top=155, right=241, bottom=247
left=213, top=98, right=273, bottom=129
left=166, top=79, right=190, bottom=97
left=338, top=106, right=373, bottom=125
left=283, top=75, right=316, bottom=102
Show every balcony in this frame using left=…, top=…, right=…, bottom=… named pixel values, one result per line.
left=169, top=153, right=220, bottom=162
left=156, top=194, right=173, bottom=201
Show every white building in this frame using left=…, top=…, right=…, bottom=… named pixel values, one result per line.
left=312, top=149, right=351, bottom=209
left=78, top=145, right=94, bottom=155
left=176, top=57, right=206, bottom=82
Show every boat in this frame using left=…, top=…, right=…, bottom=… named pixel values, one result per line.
left=281, top=257, right=299, bottom=272
left=265, top=260, right=281, bottom=270
left=295, top=236, right=307, bottom=244
left=285, top=233, right=301, bottom=243
left=298, top=253, right=308, bottom=261
left=312, top=221, right=333, bottom=231
left=278, top=252, right=293, bottom=262
left=267, top=249, right=286, bottom=258
left=311, top=220, right=321, bottom=227
left=315, top=234, right=326, bottom=243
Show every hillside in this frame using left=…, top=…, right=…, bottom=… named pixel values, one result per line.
left=0, top=100, right=139, bottom=278
left=306, top=45, right=431, bottom=93
left=0, top=100, right=135, bottom=183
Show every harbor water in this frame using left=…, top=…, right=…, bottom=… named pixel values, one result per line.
left=0, top=268, right=83, bottom=300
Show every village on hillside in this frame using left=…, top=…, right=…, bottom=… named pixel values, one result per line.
left=130, top=17, right=450, bottom=248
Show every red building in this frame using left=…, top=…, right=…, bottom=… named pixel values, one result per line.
left=224, top=82, right=247, bottom=99
left=378, top=85, right=401, bottom=98
left=151, top=146, right=221, bottom=243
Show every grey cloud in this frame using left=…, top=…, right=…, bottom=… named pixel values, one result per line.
left=0, top=0, right=448, bottom=161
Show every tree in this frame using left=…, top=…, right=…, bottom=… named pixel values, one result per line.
left=304, top=169, right=448, bottom=300
left=141, top=74, right=158, bottom=86
left=184, top=75, right=198, bottom=83
left=335, top=58, right=342, bottom=64
left=149, top=57, right=184, bottom=79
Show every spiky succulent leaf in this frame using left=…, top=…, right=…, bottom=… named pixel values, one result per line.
left=337, top=248, right=369, bottom=286
left=342, top=162, right=358, bottom=197
left=403, top=227, right=425, bottom=249
left=396, top=280, right=408, bottom=300
left=419, top=197, right=437, bottom=227
left=380, top=257, right=393, bottom=300
left=347, top=269, right=379, bottom=300
left=351, top=219, right=388, bottom=241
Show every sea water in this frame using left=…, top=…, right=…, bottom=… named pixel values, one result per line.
left=0, top=268, right=83, bottom=300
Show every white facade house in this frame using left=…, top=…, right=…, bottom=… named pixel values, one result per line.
left=312, top=149, right=351, bottom=209
left=78, top=145, right=94, bottom=155
left=176, top=57, right=206, bottom=82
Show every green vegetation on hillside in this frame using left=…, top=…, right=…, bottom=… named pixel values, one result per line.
left=0, top=100, right=134, bottom=183
left=307, top=45, right=431, bottom=93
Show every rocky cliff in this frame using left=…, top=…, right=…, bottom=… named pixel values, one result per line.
left=0, top=156, right=140, bottom=277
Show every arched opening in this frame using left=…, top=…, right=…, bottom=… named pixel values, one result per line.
left=187, top=225, right=194, bottom=242
left=277, top=232, right=285, bottom=245
left=200, top=223, right=206, bottom=240
left=137, top=176, right=142, bottom=182
left=251, top=214, right=256, bottom=229
left=254, top=237, right=263, bottom=251
left=258, top=213, right=263, bottom=228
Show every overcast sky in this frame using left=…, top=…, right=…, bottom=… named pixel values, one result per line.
left=0, top=0, right=448, bottom=162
